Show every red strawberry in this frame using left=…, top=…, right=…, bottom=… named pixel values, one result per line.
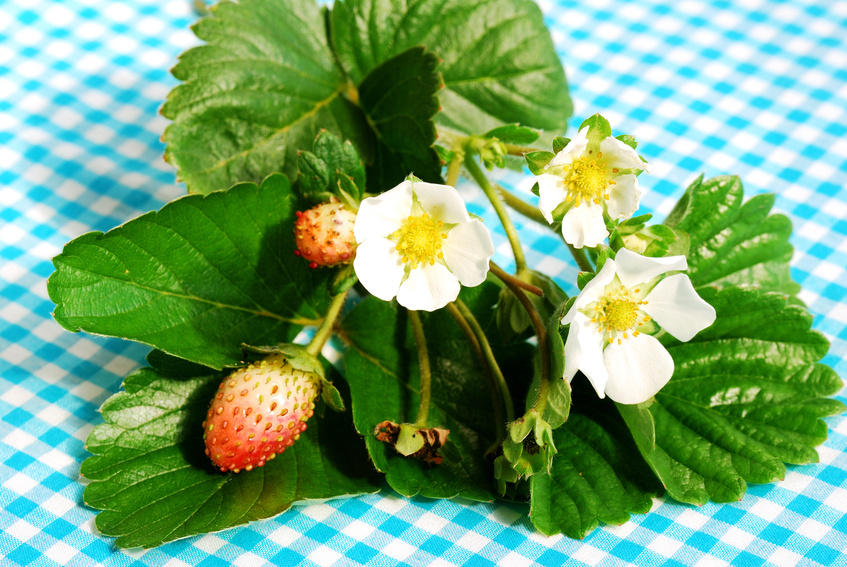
left=294, top=202, right=357, bottom=268
left=202, top=354, right=320, bottom=473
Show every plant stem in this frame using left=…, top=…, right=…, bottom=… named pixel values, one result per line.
left=496, top=267, right=552, bottom=415
left=488, top=261, right=542, bottom=295
left=496, top=185, right=595, bottom=273
left=445, top=302, right=504, bottom=437
left=446, top=152, right=464, bottom=187
left=496, top=184, right=547, bottom=225
left=408, top=310, right=432, bottom=428
left=453, top=299, right=515, bottom=423
left=567, top=242, right=593, bottom=272
left=463, top=154, right=527, bottom=272
left=305, top=290, right=348, bottom=357
left=503, top=143, right=542, bottom=156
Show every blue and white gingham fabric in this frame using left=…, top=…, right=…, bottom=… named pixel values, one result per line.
left=2, top=0, right=846, bottom=565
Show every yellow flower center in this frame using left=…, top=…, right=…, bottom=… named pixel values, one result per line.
left=589, top=283, right=651, bottom=345
left=392, top=213, right=448, bottom=269
left=603, top=298, right=639, bottom=331
left=564, top=154, right=617, bottom=207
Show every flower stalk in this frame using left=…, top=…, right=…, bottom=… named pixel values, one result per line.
left=463, top=153, right=528, bottom=272
left=453, top=299, right=515, bottom=423
left=305, top=289, right=349, bottom=357
left=408, top=310, right=432, bottom=428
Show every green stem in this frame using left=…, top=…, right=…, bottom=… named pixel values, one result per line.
left=305, top=290, right=348, bottom=357
left=496, top=184, right=547, bottom=225
left=445, top=302, right=504, bottom=438
left=495, top=266, right=551, bottom=415
left=463, top=154, right=527, bottom=272
left=503, top=143, right=542, bottom=156
left=446, top=152, right=464, bottom=187
left=567, top=242, right=593, bottom=272
left=454, top=299, right=515, bottom=423
left=488, top=261, right=542, bottom=296
left=408, top=310, right=432, bottom=428
left=495, top=184, right=594, bottom=273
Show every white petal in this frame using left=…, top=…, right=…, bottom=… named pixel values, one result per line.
left=412, top=181, right=470, bottom=224
left=642, top=274, right=716, bottom=341
left=441, top=220, right=494, bottom=287
left=352, top=238, right=405, bottom=301
left=561, top=202, right=608, bottom=248
left=536, top=174, right=567, bottom=223
left=614, top=248, right=687, bottom=289
left=603, top=333, right=674, bottom=404
left=562, top=258, right=616, bottom=324
left=396, top=262, right=460, bottom=311
left=563, top=313, right=609, bottom=397
left=354, top=181, right=413, bottom=242
left=606, top=174, right=640, bottom=219
left=549, top=127, right=589, bottom=167
left=600, top=136, right=646, bottom=171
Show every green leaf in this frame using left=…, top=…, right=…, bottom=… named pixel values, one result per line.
left=297, top=151, right=334, bottom=202
left=529, top=392, right=663, bottom=538
left=48, top=174, right=331, bottom=370
left=313, top=130, right=367, bottom=195
left=483, top=124, right=541, bottom=145
left=357, top=47, right=443, bottom=191
left=331, top=0, right=572, bottom=135
left=162, top=0, right=372, bottom=195
left=342, top=281, right=526, bottom=500
left=664, top=175, right=799, bottom=295
left=631, top=287, right=844, bottom=505
left=82, top=352, right=380, bottom=548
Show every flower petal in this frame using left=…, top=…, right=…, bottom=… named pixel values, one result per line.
left=603, top=333, right=674, bottom=404
left=561, top=202, right=608, bottom=248
left=441, top=220, right=494, bottom=287
left=600, top=135, right=647, bottom=171
left=563, top=313, right=609, bottom=397
left=412, top=181, right=470, bottom=224
left=642, top=274, right=716, bottom=341
left=536, top=174, right=567, bottom=223
left=396, top=262, right=460, bottom=311
left=562, top=258, right=616, bottom=324
left=352, top=237, right=405, bottom=301
left=354, top=181, right=413, bottom=242
left=549, top=127, right=589, bottom=167
left=614, top=248, right=687, bottom=289
left=606, top=174, right=640, bottom=219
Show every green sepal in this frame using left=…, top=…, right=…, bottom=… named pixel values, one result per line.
left=615, top=134, right=638, bottom=149
left=576, top=272, right=594, bottom=290
left=530, top=182, right=540, bottom=197
left=525, top=151, right=556, bottom=175
left=502, top=410, right=557, bottom=478
left=395, top=424, right=427, bottom=456
left=552, top=136, right=570, bottom=153
left=483, top=124, right=541, bottom=145
left=434, top=145, right=456, bottom=164
left=579, top=114, right=612, bottom=144
left=493, top=455, right=519, bottom=496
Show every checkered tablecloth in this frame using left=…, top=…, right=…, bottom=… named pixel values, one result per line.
left=2, top=0, right=846, bottom=565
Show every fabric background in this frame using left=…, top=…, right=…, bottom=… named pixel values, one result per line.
left=1, top=0, right=845, bottom=565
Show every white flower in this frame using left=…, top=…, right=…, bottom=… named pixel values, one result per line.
left=353, top=179, right=495, bottom=311
left=561, top=249, right=716, bottom=405
left=535, top=123, right=649, bottom=248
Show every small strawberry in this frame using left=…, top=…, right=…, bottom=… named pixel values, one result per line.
left=202, top=353, right=320, bottom=473
left=294, top=202, right=357, bottom=268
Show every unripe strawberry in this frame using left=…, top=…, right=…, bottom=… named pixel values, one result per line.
left=294, top=202, right=357, bottom=268
left=202, top=354, right=320, bottom=473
